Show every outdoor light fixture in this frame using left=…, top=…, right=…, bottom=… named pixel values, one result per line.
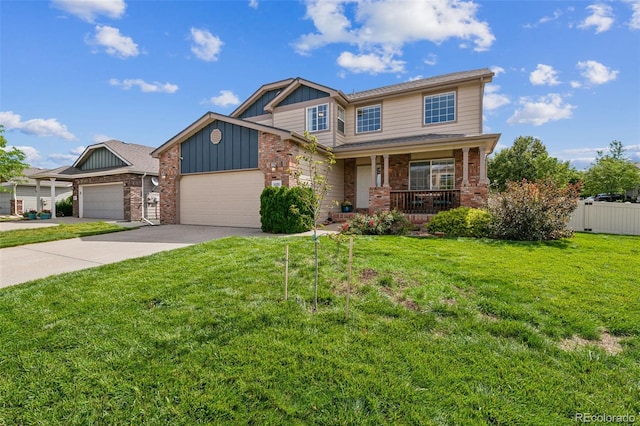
left=271, top=163, right=277, bottom=172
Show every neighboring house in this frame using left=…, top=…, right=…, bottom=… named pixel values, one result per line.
left=0, top=168, right=73, bottom=215
left=32, top=140, right=160, bottom=221
left=152, top=68, right=500, bottom=227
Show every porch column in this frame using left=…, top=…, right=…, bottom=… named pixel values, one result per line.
left=383, top=154, right=390, bottom=187
left=479, top=147, right=488, bottom=184
left=35, top=179, right=41, bottom=213
left=370, top=155, right=377, bottom=188
left=50, top=178, right=57, bottom=218
left=462, top=147, right=469, bottom=186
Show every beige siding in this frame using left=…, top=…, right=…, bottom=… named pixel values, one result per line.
left=273, top=101, right=336, bottom=148
left=294, top=153, right=344, bottom=223
left=345, top=83, right=482, bottom=144
left=568, top=201, right=640, bottom=236
left=0, top=185, right=73, bottom=214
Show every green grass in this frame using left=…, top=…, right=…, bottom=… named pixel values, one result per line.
left=0, top=233, right=638, bottom=425
left=0, top=222, right=128, bottom=248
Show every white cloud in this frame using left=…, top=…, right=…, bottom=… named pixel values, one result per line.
left=337, top=51, right=405, bottom=74
left=190, top=28, right=223, bottom=62
left=249, top=0, right=259, bottom=9
left=295, top=0, right=495, bottom=74
left=93, top=134, right=113, bottom=143
left=483, top=85, right=510, bottom=111
left=0, top=111, right=76, bottom=140
left=71, top=146, right=87, bottom=155
left=507, top=94, right=575, bottom=126
left=579, top=4, right=614, bottom=33
left=490, top=66, right=505, bottom=76
left=570, top=80, right=582, bottom=88
left=15, top=146, right=43, bottom=165
left=87, top=25, right=139, bottom=58
left=49, top=153, right=79, bottom=163
left=576, top=60, right=619, bottom=85
left=52, top=0, right=126, bottom=23
left=204, top=90, right=241, bottom=107
left=529, top=64, right=560, bottom=86
left=524, top=9, right=562, bottom=28
left=627, top=0, right=640, bottom=29
left=109, top=78, right=178, bottom=93
left=424, top=53, right=438, bottom=66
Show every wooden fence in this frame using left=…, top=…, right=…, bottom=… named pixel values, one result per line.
left=568, top=201, right=640, bottom=236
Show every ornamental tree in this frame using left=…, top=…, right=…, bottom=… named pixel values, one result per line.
left=582, top=140, right=640, bottom=197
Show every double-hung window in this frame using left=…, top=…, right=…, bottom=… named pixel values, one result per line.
left=337, top=105, right=345, bottom=134
left=424, top=92, right=456, bottom=125
left=356, top=104, right=381, bottom=133
left=306, top=104, right=328, bottom=132
left=409, top=159, right=454, bottom=190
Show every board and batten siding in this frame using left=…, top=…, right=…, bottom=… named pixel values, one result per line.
left=239, top=89, right=280, bottom=119
left=180, top=121, right=259, bottom=174
left=79, top=147, right=126, bottom=170
left=344, top=84, right=482, bottom=144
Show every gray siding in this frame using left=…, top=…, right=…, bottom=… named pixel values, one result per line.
left=239, top=89, right=280, bottom=119
left=279, top=85, right=330, bottom=106
left=180, top=121, right=258, bottom=174
left=79, top=148, right=126, bottom=170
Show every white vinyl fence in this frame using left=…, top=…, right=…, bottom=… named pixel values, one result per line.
left=568, top=201, right=640, bottom=236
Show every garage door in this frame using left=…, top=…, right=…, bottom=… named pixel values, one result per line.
left=81, top=183, right=124, bottom=220
left=180, top=170, right=264, bottom=227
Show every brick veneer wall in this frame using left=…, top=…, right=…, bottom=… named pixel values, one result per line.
left=389, top=154, right=410, bottom=190
left=158, top=144, right=180, bottom=224
left=73, top=173, right=143, bottom=221
left=343, top=158, right=356, bottom=205
left=369, top=186, right=390, bottom=214
left=454, top=147, right=488, bottom=208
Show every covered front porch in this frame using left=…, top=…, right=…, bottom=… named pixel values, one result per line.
left=332, top=134, right=499, bottom=223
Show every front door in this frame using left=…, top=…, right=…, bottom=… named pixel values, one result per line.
left=356, top=165, right=381, bottom=209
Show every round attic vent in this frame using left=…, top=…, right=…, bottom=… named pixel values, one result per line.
left=210, top=129, right=222, bottom=144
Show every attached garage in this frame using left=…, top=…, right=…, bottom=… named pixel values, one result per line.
left=80, top=183, right=124, bottom=220
left=180, top=170, right=264, bottom=227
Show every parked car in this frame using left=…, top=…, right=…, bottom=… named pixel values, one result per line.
left=593, top=193, right=624, bottom=202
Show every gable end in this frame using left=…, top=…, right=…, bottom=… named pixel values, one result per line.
left=78, top=147, right=127, bottom=171
left=279, top=85, right=330, bottom=107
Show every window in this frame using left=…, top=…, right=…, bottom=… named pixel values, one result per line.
left=337, top=105, right=345, bottom=134
left=424, top=92, right=455, bottom=125
left=306, top=104, right=328, bottom=132
left=356, top=104, right=381, bottom=133
left=410, top=159, right=454, bottom=190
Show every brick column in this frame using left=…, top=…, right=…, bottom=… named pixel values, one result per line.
left=158, top=144, right=180, bottom=224
left=369, top=186, right=390, bottom=214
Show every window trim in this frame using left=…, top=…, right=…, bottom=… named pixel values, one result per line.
left=305, top=103, right=329, bottom=133
left=409, top=158, right=455, bottom=190
left=337, top=105, right=345, bottom=134
left=423, top=91, right=457, bottom=126
left=355, top=103, right=382, bottom=134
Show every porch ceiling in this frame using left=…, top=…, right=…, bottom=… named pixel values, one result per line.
left=332, top=133, right=500, bottom=159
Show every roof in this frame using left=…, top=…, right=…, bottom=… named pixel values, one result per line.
left=30, top=140, right=158, bottom=181
left=346, top=68, right=494, bottom=102
left=0, top=168, right=73, bottom=187
left=152, top=112, right=310, bottom=157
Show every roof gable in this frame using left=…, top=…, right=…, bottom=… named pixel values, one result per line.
left=76, top=146, right=127, bottom=171
left=231, top=78, right=294, bottom=119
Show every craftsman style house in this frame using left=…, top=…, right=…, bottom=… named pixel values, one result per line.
left=153, top=68, right=500, bottom=227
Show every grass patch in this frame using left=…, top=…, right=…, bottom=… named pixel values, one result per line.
left=0, top=233, right=638, bottom=424
left=0, top=222, right=129, bottom=248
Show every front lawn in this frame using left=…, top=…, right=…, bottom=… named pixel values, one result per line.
left=0, top=222, right=128, bottom=248
left=0, top=233, right=637, bottom=424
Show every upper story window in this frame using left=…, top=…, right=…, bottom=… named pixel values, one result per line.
left=410, top=159, right=455, bottom=190
left=356, top=104, right=381, bottom=134
left=337, top=105, right=345, bottom=134
left=306, top=104, right=328, bottom=132
left=424, top=91, right=456, bottom=125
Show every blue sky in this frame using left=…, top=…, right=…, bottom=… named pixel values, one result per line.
left=1, top=0, right=639, bottom=171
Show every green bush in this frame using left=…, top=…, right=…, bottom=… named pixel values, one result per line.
left=260, top=186, right=313, bottom=234
left=340, top=210, right=414, bottom=235
left=487, top=179, right=581, bottom=241
left=426, top=207, right=492, bottom=237
left=55, top=195, right=73, bottom=217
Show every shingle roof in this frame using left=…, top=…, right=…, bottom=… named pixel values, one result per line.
left=346, top=68, right=493, bottom=102
left=100, top=140, right=158, bottom=173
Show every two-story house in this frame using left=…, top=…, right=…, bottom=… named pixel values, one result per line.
left=152, top=68, right=500, bottom=228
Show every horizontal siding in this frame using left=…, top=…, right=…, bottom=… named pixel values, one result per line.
left=0, top=186, right=73, bottom=214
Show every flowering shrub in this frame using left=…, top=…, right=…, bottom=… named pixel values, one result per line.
left=340, top=210, right=414, bottom=235
left=487, top=179, right=581, bottom=241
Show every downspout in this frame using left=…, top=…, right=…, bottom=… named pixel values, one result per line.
left=140, top=173, right=154, bottom=226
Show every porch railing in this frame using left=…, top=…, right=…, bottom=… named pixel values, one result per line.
left=390, top=189, right=460, bottom=214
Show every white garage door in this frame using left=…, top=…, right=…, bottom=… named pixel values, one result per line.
left=180, top=170, right=264, bottom=227
left=81, top=183, right=124, bottom=220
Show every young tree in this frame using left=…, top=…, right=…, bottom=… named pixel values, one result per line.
left=0, top=125, right=29, bottom=192
left=488, top=136, right=577, bottom=191
left=582, top=140, right=640, bottom=197
left=291, top=132, right=336, bottom=312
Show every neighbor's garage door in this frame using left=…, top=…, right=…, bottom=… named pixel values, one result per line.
left=81, top=183, right=124, bottom=220
left=180, top=170, right=264, bottom=227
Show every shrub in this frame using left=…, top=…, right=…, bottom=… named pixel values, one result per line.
left=340, top=210, right=413, bottom=235
left=56, top=195, right=73, bottom=217
left=260, top=186, right=313, bottom=234
left=426, top=207, right=492, bottom=237
left=487, top=179, right=581, bottom=241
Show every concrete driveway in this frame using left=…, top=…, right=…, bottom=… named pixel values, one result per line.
left=0, top=221, right=265, bottom=289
